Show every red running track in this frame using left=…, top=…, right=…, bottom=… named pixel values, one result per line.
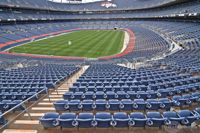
left=98, top=28, right=135, bottom=60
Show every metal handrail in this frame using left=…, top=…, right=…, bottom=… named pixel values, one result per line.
left=1, top=87, right=47, bottom=117
left=0, top=87, right=50, bottom=131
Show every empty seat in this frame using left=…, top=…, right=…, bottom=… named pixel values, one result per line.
left=68, top=100, right=81, bottom=111
left=59, top=113, right=77, bottom=128
left=159, top=98, right=171, bottom=111
left=94, top=99, right=108, bottom=111
left=40, top=112, right=59, bottom=129
left=129, top=112, right=146, bottom=127
left=95, top=112, right=112, bottom=128
left=53, top=100, right=68, bottom=111
left=133, top=99, right=146, bottom=110
left=146, top=99, right=160, bottom=110
left=120, top=99, right=133, bottom=111
left=146, top=112, right=165, bottom=128
left=163, top=111, right=185, bottom=126
left=177, top=110, right=197, bottom=126
left=0, top=112, right=6, bottom=125
left=77, top=113, right=95, bottom=128
left=108, top=99, right=120, bottom=111
left=81, top=100, right=94, bottom=111
left=111, top=112, right=130, bottom=128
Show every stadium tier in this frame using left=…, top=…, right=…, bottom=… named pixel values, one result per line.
left=0, top=1, right=199, bottom=21
left=0, top=0, right=199, bottom=133
left=0, top=0, right=177, bottom=11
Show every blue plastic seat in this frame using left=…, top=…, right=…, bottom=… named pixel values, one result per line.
left=53, top=100, right=68, bottom=111
left=83, top=91, right=94, bottom=100
left=194, top=107, right=200, bottom=116
left=159, top=98, right=171, bottom=111
left=182, top=94, right=194, bottom=106
left=59, top=113, right=77, bottom=128
left=16, top=92, right=27, bottom=100
left=73, top=92, right=84, bottom=100
left=40, top=112, right=60, bottom=129
left=27, top=92, right=38, bottom=101
left=193, top=108, right=200, bottom=125
left=95, top=112, right=112, bottom=128
left=157, top=89, right=168, bottom=98
left=177, top=110, right=197, bottom=126
left=133, top=99, right=146, bottom=110
left=117, top=91, right=129, bottom=100
left=108, top=99, right=120, bottom=111
left=104, top=86, right=113, bottom=92
left=172, top=96, right=186, bottom=107
left=9, top=100, right=25, bottom=111
left=146, top=90, right=157, bottom=99
left=68, top=100, right=81, bottom=111
left=146, top=112, right=165, bottom=128
left=106, top=91, right=117, bottom=99
left=96, top=86, right=104, bottom=92
left=136, top=91, right=147, bottom=99
left=87, top=86, right=95, bottom=92
left=0, top=112, right=7, bottom=125
left=129, top=112, right=146, bottom=127
left=82, top=100, right=94, bottom=111
left=111, top=112, right=130, bottom=128
left=63, top=92, right=73, bottom=100
left=95, top=91, right=106, bottom=99
left=0, top=100, right=12, bottom=112
left=94, top=99, right=108, bottom=111
left=120, top=99, right=133, bottom=111
left=77, top=113, right=95, bottom=128
left=146, top=99, right=160, bottom=110
left=127, top=91, right=137, bottom=100
left=163, top=111, right=184, bottom=126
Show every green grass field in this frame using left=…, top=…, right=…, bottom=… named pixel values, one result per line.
left=9, top=30, right=124, bottom=58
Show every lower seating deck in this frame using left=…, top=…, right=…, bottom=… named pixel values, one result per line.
left=3, top=83, right=200, bottom=133
left=2, top=64, right=199, bottom=133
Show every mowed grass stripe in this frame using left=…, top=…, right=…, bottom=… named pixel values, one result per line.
left=103, top=30, right=124, bottom=55
left=60, top=30, right=105, bottom=55
left=84, top=31, right=116, bottom=57
left=9, top=30, right=124, bottom=58
left=35, top=31, right=99, bottom=55
left=35, top=31, right=103, bottom=56
left=73, top=31, right=112, bottom=57
left=12, top=31, right=94, bottom=55
left=10, top=31, right=93, bottom=54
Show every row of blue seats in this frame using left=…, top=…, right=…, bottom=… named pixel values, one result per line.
left=0, top=111, right=7, bottom=125
left=0, top=88, right=46, bottom=93
left=68, top=83, right=200, bottom=93
left=0, top=100, right=25, bottom=112
left=54, top=95, right=200, bottom=112
left=0, top=83, right=55, bottom=89
left=40, top=108, right=200, bottom=129
left=79, top=72, right=178, bottom=78
left=74, top=75, right=199, bottom=84
left=63, top=90, right=200, bottom=100
left=72, top=79, right=199, bottom=88
left=0, top=92, right=38, bottom=102
left=81, top=72, right=178, bottom=77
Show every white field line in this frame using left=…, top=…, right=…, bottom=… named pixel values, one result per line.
left=5, top=31, right=76, bottom=51
left=120, top=30, right=130, bottom=53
